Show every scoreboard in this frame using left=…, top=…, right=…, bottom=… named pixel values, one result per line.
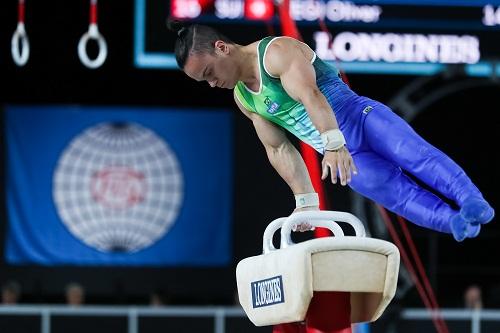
left=134, top=0, right=500, bottom=76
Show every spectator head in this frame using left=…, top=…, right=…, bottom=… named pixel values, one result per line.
left=65, top=282, right=85, bottom=306
left=1, top=281, right=21, bottom=304
left=464, top=284, right=482, bottom=310
left=149, top=289, right=171, bottom=307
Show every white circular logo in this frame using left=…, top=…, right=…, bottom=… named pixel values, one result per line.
left=53, top=122, right=183, bottom=253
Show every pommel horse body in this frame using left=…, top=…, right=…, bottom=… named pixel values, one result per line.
left=236, top=211, right=400, bottom=332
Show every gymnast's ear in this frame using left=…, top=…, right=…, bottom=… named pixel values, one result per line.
left=214, top=40, right=230, bottom=55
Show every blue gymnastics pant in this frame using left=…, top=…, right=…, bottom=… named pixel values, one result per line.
left=322, top=92, right=483, bottom=234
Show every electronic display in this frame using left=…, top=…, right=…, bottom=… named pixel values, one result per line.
left=135, top=0, right=500, bottom=75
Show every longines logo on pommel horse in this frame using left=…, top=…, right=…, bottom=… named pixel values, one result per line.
left=236, top=211, right=400, bottom=328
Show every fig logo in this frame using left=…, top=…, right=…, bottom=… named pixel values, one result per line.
left=53, top=122, right=183, bottom=253
left=91, top=167, right=146, bottom=209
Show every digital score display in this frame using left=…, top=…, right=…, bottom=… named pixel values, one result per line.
left=134, top=0, right=500, bottom=76
left=170, top=0, right=500, bottom=27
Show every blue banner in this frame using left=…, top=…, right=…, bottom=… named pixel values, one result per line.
left=5, top=105, right=233, bottom=266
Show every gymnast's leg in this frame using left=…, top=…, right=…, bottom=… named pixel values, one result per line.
left=361, top=102, right=494, bottom=225
left=348, top=151, right=479, bottom=239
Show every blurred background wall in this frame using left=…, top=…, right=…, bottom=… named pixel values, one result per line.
left=0, top=0, right=498, bottom=312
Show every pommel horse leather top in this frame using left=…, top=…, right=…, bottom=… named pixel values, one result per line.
left=236, top=211, right=400, bottom=327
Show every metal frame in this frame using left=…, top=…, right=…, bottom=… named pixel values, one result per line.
left=0, top=305, right=246, bottom=333
left=1, top=306, right=499, bottom=333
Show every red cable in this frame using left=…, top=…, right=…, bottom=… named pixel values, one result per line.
left=90, top=1, right=98, bottom=24
left=301, top=142, right=331, bottom=238
left=398, top=216, right=450, bottom=333
left=18, top=0, right=25, bottom=23
left=377, top=205, right=446, bottom=333
left=266, top=20, right=276, bottom=36
left=398, top=216, right=439, bottom=308
left=277, top=0, right=301, bottom=39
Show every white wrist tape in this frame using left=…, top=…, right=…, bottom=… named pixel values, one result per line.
left=321, top=129, right=346, bottom=151
left=295, top=193, right=319, bottom=209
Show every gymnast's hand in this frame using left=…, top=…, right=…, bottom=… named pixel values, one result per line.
left=321, top=146, right=358, bottom=186
left=291, top=206, right=319, bottom=232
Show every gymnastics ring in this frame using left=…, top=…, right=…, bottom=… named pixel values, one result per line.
left=11, top=0, right=29, bottom=67
left=11, top=22, right=30, bottom=66
left=78, top=23, right=107, bottom=69
left=78, top=0, right=107, bottom=69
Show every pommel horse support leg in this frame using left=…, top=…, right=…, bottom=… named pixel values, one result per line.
left=236, top=211, right=400, bottom=333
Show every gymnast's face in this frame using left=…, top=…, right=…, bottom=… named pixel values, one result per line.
left=183, top=41, right=239, bottom=89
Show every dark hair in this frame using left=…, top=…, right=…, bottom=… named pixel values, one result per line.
left=166, top=18, right=234, bottom=69
left=2, top=280, right=21, bottom=295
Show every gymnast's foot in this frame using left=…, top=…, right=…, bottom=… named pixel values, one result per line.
left=450, top=213, right=481, bottom=242
left=460, top=196, right=495, bottom=225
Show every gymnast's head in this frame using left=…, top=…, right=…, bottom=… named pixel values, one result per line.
left=167, top=19, right=240, bottom=89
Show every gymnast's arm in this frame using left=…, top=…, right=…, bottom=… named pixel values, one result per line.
left=234, top=92, right=314, bottom=196
left=264, top=38, right=357, bottom=186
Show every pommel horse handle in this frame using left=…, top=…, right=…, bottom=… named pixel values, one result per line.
left=262, top=211, right=366, bottom=254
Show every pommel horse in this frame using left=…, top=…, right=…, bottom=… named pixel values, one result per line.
left=236, top=211, right=400, bottom=333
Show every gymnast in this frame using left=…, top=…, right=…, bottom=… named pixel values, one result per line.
left=167, top=21, right=494, bottom=241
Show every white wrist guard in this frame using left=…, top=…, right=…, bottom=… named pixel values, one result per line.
left=295, top=193, right=319, bottom=209
left=321, top=129, right=346, bottom=151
